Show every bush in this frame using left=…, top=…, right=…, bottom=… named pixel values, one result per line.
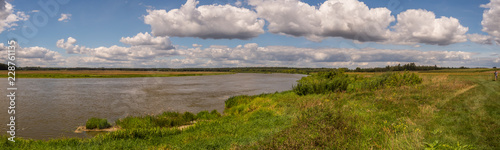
left=116, top=116, right=156, bottom=129
left=183, top=112, right=196, bottom=122
left=86, top=117, right=111, bottom=129
left=210, top=110, right=222, bottom=117
left=225, top=95, right=252, bottom=109
left=197, top=110, right=221, bottom=120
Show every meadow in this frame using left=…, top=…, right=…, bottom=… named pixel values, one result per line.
left=0, top=70, right=233, bottom=78
left=1, top=69, right=498, bottom=149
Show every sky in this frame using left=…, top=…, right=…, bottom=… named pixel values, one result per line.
left=0, top=0, right=499, bottom=68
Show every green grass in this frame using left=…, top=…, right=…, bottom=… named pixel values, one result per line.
left=115, top=111, right=219, bottom=129
left=85, top=118, right=111, bottom=129
left=1, top=70, right=498, bottom=149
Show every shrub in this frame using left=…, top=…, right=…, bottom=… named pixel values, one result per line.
left=225, top=95, right=252, bottom=109
left=116, top=116, right=156, bottom=129
left=183, top=112, right=196, bottom=122
left=86, top=117, right=111, bottom=129
left=210, top=110, right=222, bottom=117
left=197, top=110, right=222, bottom=120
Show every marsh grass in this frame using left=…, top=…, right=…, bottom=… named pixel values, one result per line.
left=293, top=70, right=422, bottom=95
left=85, top=118, right=111, bottom=129
left=115, top=111, right=220, bottom=129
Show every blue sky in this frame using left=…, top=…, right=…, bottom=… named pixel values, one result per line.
left=0, top=0, right=499, bottom=68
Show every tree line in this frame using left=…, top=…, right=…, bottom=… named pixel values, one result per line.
left=0, top=63, right=481, bottom=73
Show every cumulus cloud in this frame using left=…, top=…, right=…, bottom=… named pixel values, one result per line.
left=248, top=0, right=468, bottom=45
left=8, top=39, right=494, bottom=68
left=57, top=32, right=177, bottom=61
left=119, top=32, right=174, bottom=49
left=0, top=0, right=28, bottom=33
left=249, top=0, right=394, bottom=42
left=481, top=0, right=500, bottom=37
left=180, top=43, right=476, bottom=67
left=480, top=0, right=500, bottom=46
left=467, top=34, right=494, bottom=45
left=143, top=0, right=264, bottom=39
left=390, top=9, right=468, bottom=46
left=56, top=37, right=91, bottom=54
left=58, top=13, right=71, bottom=22
left=0, top=43, right=64, bottom=66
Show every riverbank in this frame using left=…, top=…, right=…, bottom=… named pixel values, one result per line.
left=0, top=70, right=233, bottom=78
left=1, top=70, right=498, bottom=149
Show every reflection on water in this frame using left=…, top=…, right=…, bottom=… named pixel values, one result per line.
left=0, top=73, right=305, bottom=140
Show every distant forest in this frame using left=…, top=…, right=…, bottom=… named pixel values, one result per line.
left=0, top=63, right=484, bottom=73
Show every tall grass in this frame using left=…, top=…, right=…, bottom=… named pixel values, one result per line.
left=115, top=111, right=220, bottom=129
left=293, top=70, right=422, bottom=95
left=86, top=118, right=111, bottom=129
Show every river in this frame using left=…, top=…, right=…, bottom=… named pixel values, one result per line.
left=0, top=73, right=305, bottom=140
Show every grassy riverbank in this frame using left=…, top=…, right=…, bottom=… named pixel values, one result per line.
left=0, top=70, right=233, bottom=78
left=1, top=70, right=498, bottom=149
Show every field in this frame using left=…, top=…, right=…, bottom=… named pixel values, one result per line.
left=1, top=69, right=499, bottom=149
left=1, top=70, right=233, bottom=78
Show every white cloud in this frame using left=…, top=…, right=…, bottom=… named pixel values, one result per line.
left=57, top=32, right=177, bottom=61
left=119, top=32, right=173, bottom=49
left=481, top=0, right=500, bottom=37
left=143, top=0, right=264, bottom=39
left=0, top=43, right=64, bottom=67
left=56, top=37, right=91, bottom=54
left=235, top=0, right=242, bottom=7
left=192, top=44, right=202, bottom=48
left=6, top=39, right=494, bottom=68
left=248, top=0, right=468, bottom=45
left=0, top=0, right=28, bottom=33
left=58, top=13, right=71, bottom=22
left=467, top=34, right=494, bottom=45
left=249, top=0, right=394, bottom=42
left=391, top=9, right=468, bottom=46
left=180, top=43, right=477, bottom=67
left=480, top=0, right=500, bottom=46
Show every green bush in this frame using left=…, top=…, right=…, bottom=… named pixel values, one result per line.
left=197, top=110, right=222, bottom=120
left=116, top=116, right=156, bottom=129
left=183, top=112, right=196, bottom=122
left=210, top=110, right=222, bottom=117
left=225, top=95, right=253, bottom=109
left=86, top=117, right=111, bottom=129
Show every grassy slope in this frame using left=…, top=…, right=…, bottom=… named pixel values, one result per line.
left=1, top=71, right=498, bottom=149
left=0, top=70, right=233, bottom=78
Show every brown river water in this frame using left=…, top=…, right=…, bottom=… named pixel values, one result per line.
left=0, top=73, right=305, bottom=140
